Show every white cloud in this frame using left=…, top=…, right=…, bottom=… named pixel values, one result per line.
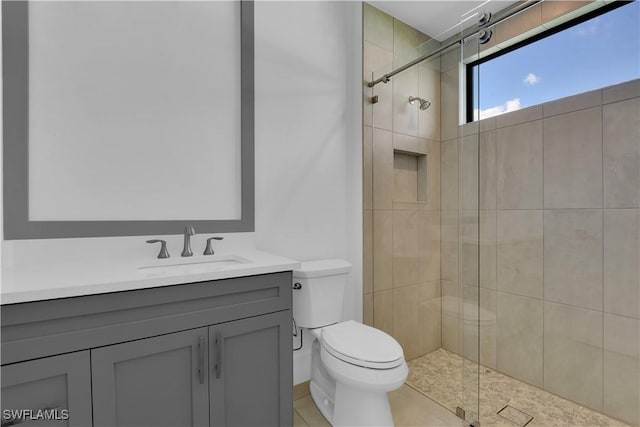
left=473, top=98, right=521, bottom=120
left=523, top=73, right=540, bottom=85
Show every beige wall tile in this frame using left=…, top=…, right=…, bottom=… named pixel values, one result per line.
left=374, top=289, right=394, bottom=336
left=496, top=291, right=543, bottom=388
left=394, top=152, right=418, bottom=202
left=493, top=4, right=542, bottom=46
left=544, top=209, right=603, bottom=311
left=441, top=139, right=459, bottom=211
left=373, top=209, right=393, bottom=291
left=363, top=126, right=373, bottom=210
left=419, top=281, right=441, bottom=355
left=496, top=120, right=543, bottom=209
left=541, top=1, right=591, bottom=23
left=542, top=88, right=601, bottom=118
left=604, top=209, right=639, bottom=319
left=418, top=64, right=441, bottom=142
left=461, top=135, right=479, bottom=211
left=480, top=210, right=497, bottom=290
left=393, top=19, right=428, bottom=64
left=363, top=292, right=374, bottom=326
left=480, top=130, right=497, bottom=210
left=393, top=65, right=419, bottom=137
left=441, top=210, right=459, bottom=283
left=461, top=285, right=480, bottom=363
left=393, top=210, right=418, bottom=286
left=440, top=47, right=459, bottom=73
left=441, top=282, right=461, bottom=355
left=543, top=107, right=603, bottom=208
left=544, top=301, right=603, bottom=411
left=441, top=69, right=459, bottom=141
left=363, top=42, right=393, bottom=128
left=422, top=139, right=441, bottom=210
left=373, top=128, right=393, bottom=209
left=418, top=210, right=440, bottom=283
left=602, top=79, right=640, bottom=104
left=393, top=132, right=422, bottom=155
left=603, top=97, right=640, bottom=208
left=363, top=209, right=373, bottom=294
left=604, top=313, right=640, bottom=426
left=363, top=41, right=393, bottom=81
left=373, top=76, right=393, bottom=131
left=495, top=105, right=542, bottom=129
left=393, top=284, right=420, bottom=360
left=363, top=3, right=393, bottom=51
left=460, top=211, right=479, bottom=288
left=480, top=287, right=497, bottom=369
left=479, top=116, right=497, bottom=133
left=497, top=210, right=543, bottom=299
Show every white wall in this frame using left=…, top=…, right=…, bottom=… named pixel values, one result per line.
left=1, top=1, right=363, bottom=385
left=253, top=1, right=362, bottom=383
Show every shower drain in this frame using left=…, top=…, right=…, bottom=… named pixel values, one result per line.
left=497, top=405, right=534, bottom=426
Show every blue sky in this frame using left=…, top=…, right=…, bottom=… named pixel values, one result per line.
left=473, top=1, right=640, bottom=120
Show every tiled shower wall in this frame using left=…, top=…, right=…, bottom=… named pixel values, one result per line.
left=362, top=4, right=442, bottom=361
left=444, top=80, right=640, bottom=426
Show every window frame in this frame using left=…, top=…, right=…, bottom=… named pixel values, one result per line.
left=465, top=0, right=632, bottom=123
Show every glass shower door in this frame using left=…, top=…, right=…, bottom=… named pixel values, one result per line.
left=458, top=12, right=482, bottom=425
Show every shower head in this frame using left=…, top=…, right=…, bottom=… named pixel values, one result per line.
left=408, top=96, right=431, bottom=110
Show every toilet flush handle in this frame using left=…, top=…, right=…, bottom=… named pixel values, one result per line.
left=293, top=282, right=302, bottom=290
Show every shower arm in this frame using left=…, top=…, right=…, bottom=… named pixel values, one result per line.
left=366, top=0, right=543, bottom=88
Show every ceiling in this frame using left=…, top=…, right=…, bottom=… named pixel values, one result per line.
left=368, top=1, right=519, bottom=42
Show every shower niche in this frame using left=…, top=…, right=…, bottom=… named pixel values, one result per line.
left=393, top=148, right=428, bottom=204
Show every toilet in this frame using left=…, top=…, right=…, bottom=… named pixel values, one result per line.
left=293, top=259, right=408, bottom=427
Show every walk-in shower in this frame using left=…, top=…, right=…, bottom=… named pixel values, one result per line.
left=363, top=1, right=639, bottom=426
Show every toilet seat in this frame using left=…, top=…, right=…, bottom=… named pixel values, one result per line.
left=320, top=320, right=404, bottom=369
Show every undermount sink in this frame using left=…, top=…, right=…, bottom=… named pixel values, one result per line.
left=138, top=254, right=252, bottom=276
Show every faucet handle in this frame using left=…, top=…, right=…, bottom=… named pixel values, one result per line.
left=204, top=237, right=224, bottom=256
left=146, top=239, right=170, bottom=259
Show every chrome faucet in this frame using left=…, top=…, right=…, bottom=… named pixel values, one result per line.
left=182, top=225, right=195, bottom=257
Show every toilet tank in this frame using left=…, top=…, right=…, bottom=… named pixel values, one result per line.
left=292, top=259, right=352, bottom=328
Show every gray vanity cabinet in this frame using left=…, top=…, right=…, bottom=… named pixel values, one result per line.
left=209, top=310, right=292, bottom=427
left=1, top=272, right=293, bottom=427
left=0, top=351, right=93, bottom=427
left=91, top=328, right=209, bottom=427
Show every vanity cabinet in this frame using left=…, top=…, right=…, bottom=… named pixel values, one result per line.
left=1, top=272, right=293, bottom=427
left=91, top=328, right=210, bottom=427
left=0, top=351, right=93, bottom=427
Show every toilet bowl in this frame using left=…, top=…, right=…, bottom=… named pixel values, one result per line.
left=293, top=260, right=408, bottom=426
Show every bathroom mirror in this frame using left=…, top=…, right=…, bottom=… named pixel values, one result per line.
left=3, top=1, right=254, bottom=239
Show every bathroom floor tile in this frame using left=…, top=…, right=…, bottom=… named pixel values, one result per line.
left=407, top=349, right=630, bottom=427
left=293, top=383, right=464, bottom=427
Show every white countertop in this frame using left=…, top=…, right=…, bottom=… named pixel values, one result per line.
left=0, top=250, right=300, bottom=305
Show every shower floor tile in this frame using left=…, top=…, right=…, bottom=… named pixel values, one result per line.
left=407, top=348, right=630, bottom=427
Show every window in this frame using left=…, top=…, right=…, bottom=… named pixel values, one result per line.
left=467, top=1, right=640, bottom=122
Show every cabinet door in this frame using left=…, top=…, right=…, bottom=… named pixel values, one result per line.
left=1, top=351, right=92, bottom=427
left=91, top=328, right=208, bottom=427
left=209, top=310, right=292, bottom=427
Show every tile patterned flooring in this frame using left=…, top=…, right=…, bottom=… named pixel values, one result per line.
left=293, top=383, right=465, bottom=427
left=407, top=349, right=631, bottom=427
left=294, top=349, right=632, bottom=426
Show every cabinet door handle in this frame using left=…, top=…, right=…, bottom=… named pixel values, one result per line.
left=198, top=335, right=205, bottom=384
left=214, top=332, right=222, bottom=379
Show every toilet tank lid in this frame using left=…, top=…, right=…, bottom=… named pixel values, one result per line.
left=293, top=259, right=352, bottom=278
